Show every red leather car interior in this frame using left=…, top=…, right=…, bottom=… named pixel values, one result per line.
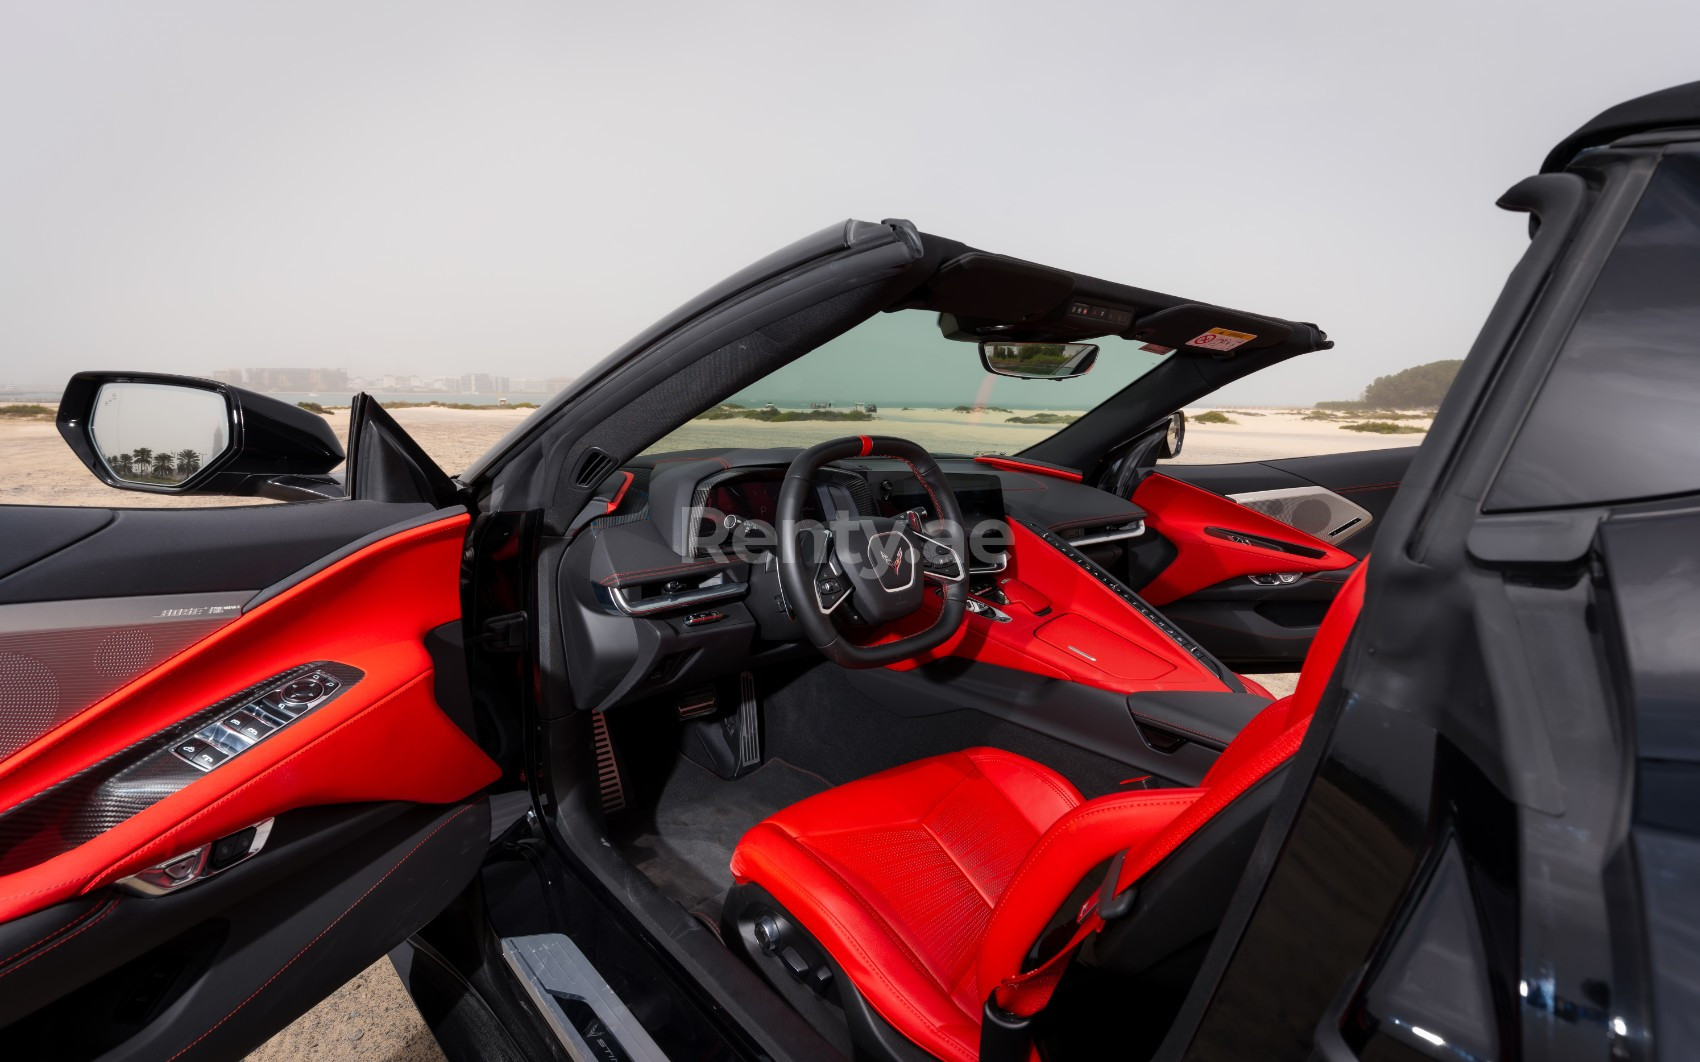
left=730, top=563, right=1369, bottom=1062
left=1130, top=473, right=1356, bottom=605
left=881, top=520, right=1238, bottom=695
left=0, top=513, right=499, bottom=923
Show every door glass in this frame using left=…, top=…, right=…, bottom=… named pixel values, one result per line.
left=89, top=382, right=232, bottom=487
left=1488, top=148, right=1700, bottom=512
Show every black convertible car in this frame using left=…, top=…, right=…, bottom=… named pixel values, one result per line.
left=1, top=80, right=1697, bottom=1061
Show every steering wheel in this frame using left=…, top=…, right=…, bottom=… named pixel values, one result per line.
left=776, top=436, right=970, bottom=668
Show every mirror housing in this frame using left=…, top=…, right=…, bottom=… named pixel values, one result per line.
left=1160, top=410, right=1186, bottom=459
left=57, top=372, right=347, bottom=500
left=979, top=341, right=1099, bottom=380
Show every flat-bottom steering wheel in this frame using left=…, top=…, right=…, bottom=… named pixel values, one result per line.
left=776, top=436, right=969, bottom=668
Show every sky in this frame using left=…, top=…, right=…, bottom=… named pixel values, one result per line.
left=3, top=1, right=1699, bottom=405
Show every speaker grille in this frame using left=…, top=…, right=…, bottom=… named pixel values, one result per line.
left=0, top=618, right=228, bottom=759
left=1228, top=486, right=1374, bottom=545
left=0, top=653, right=60, bottom=758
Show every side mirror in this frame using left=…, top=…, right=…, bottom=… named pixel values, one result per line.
left=1160, top=410, right=1186, bottom=459
left=57, top=372, right=346, bottom=500
left=979, top=341, right=1099, bottom=380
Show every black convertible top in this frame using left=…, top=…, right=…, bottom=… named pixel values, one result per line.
left=1545, top=79, right=1700, bottom=173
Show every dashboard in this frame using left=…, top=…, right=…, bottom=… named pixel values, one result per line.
left=556, top=448, right=1174, bottom=713
left=549, top=444, right=1361, bottom=784
left=694, top=468, right=1009, bottom=561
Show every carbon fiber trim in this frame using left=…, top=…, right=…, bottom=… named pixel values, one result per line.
left=1012, top=515, right=1244, bottom=693
left=0, top=661, right=362, bottom=876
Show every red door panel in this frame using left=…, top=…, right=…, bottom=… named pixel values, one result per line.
left=1131, top=473, right=1356, bottom=605
left=0, top=512, right=499, bottom=922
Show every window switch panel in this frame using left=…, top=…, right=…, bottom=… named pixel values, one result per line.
left=166, top=665, right=353, bottom=775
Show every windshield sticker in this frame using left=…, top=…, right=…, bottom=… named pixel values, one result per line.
left=1186, top=327, right=1257, bottom=352
left=1139, top=342, right=1174, bottom=354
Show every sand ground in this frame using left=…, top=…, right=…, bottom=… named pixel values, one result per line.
left=1, top=401, right=1380, bottom=1058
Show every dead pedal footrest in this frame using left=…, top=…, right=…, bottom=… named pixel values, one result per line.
left=591, top=710, right=626, bottom=815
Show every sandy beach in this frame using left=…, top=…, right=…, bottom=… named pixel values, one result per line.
left=1, top=403, right=1425, bottom=508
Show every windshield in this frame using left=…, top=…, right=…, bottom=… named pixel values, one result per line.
left=643, top=309, right=1169, bottom=456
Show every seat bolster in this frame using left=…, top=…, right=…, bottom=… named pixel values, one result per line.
left=730, top=821, right=985, bottom=1062
left=976, top=788, right=1203, bottom=1001
left=958, top=747, right=1084, bottom=833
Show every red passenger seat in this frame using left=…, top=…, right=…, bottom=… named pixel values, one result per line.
left=727, top=564, right=1367, bottom=1062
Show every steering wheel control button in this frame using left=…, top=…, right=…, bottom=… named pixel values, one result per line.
left=172, top=737, right=228, bottom=771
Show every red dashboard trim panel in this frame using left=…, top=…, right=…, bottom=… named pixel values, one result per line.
left=972, top=456, right=1085, bottom=483
left=882, top=520, right=1234, bottom=695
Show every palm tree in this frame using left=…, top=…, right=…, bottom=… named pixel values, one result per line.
left=174, top=449, right=202, bottom=476
left=127, top=447, right=153, bottom=480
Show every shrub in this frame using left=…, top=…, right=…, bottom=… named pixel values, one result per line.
left=0, top=403, right=53, bottom=418
left=1005, top=412, right=1077, bottom=425
left=1193, top=410, right=1235, bottom=424
left=296, top=401, right=329, bottom=415
left=1342, top=420, right=1427, bottom=434
left=696, top=407, right=874, bottom=423
left=1314, top=400, right=1370, bottom=411
left=1363, top=360, right=1462, bottom=409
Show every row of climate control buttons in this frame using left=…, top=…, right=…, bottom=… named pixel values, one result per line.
left=171, top=671, right=342, bottom=772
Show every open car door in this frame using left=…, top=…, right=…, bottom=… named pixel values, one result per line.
left=0, top=374, right=500, bottom=1059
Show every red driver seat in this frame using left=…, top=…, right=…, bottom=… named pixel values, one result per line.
left=725, top=564, right=1368, bottom=1062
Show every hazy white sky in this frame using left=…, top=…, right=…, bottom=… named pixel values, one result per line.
left=3, top=1, right=1698, bottom=404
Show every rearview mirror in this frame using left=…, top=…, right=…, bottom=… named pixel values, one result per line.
left=979, top=341, right=1099, bottom=380
left=57, top=372, right=347, bottom=500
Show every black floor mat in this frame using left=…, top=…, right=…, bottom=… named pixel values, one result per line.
left=611, top=757, right=830, bottom=923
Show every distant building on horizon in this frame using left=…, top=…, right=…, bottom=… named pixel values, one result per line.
left=211, top=367, right=350, bottom=392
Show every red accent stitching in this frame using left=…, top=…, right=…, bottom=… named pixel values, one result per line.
left=1128, top=711, right=1224, bottom=745
left=164, top=805, right=475, bottom=1062
left=0, top=898, right=117, bottom=979
left=1335, top=481, right=1399, bottom=493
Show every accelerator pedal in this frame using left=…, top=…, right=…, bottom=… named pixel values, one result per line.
left=736, top=671, right=761, bottom=772
left=679, top=672, right=763, bottom=779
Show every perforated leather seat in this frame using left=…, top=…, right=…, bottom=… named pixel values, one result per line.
left=728, top=566, right=1366, bottom=1061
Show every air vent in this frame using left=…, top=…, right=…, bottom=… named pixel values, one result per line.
left=572, top=448, right=618, bottom=489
